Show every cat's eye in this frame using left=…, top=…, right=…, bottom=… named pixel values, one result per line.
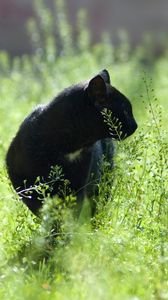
left=124, top=110, right=129, bottom=117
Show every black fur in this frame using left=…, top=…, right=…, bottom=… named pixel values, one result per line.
left=6, top=70, right=137, bottom=214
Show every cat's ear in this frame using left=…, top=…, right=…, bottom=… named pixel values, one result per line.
left=87, top=75, right=107, bottom=104
left=99, top=69, right=111, bottom=84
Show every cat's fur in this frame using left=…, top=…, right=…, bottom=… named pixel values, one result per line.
left=6, top=70, right=137, bottom=214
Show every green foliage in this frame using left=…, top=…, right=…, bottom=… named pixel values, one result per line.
left=0, top=1, right=168, bottom=299
left=101, top=108, right=123, bottom=140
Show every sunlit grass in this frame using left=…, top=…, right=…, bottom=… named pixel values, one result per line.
left=0, top=1, right=168, bottom=299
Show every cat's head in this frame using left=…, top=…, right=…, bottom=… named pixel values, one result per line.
left=86, top=69, right=138, bottom=140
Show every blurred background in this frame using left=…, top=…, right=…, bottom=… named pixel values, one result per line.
left=0, top=0, right=168, bottom=57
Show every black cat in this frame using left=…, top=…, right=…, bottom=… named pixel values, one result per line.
left=6, top=70, right=137, bottom=214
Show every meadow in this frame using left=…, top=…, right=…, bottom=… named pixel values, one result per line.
left=0, top=2, right=168, bottom=299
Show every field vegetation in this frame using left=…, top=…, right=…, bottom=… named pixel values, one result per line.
left=0, top=1, right=167, bottom=299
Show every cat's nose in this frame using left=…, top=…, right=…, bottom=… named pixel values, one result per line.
left=125, top=120, right=138, bottom=138
left=130, top=120, right=138, bottom=134
left=133, top=120, right=138, bottom=131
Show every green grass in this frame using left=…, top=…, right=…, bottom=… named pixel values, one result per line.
left=0, top=2, right=168, bottom=298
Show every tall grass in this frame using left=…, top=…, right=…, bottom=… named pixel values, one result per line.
left=0, top=1, right=168, bottom=299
